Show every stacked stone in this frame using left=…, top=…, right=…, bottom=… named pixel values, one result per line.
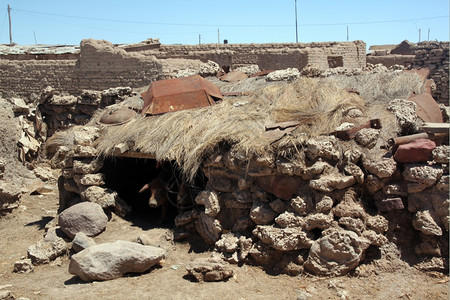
left=413, top=41, right=449, bottom=105
left=52, top=125, right=131, bottom=217
left=38, top=86, right=132, bottom=136
left=174, top=132, right=448, bottom=276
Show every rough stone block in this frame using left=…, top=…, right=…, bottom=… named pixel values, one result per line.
left=394, top=139, right=436, bottom=163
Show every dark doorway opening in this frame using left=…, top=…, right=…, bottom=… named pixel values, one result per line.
left=100, top=157, right=207, bottom=227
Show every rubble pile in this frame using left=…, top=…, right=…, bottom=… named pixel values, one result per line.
left=38, top=86, right=134, bottom=136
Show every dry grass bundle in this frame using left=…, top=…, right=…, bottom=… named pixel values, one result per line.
left=327, top=71, right=424, bottom=104
left=266, top=77, right=366, bottom=135
left=94, top=77, right=367, bottom=179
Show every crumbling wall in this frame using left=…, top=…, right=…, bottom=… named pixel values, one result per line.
left=412, top=41, right=449, bottom=105
left=75, top=39, right=161, bottom=91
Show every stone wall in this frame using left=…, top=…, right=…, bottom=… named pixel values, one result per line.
left=413, top=41, right=449, bottom=105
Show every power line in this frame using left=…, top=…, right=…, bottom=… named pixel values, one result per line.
left=13, top=8, right=448, bottom=28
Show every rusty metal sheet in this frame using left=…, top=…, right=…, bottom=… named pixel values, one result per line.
left=409, top=93, right=443, bottom=123
left=262, top=121, right=301, bottom=141
left=142, top=75, right=222, bottom=115
left=250, top=70, right=275, bottom=77
left=220, top=71, right=248, bottom=82
left=265, top=121, right=301, bottom=131
left=98, top=108, right=137, bottom=125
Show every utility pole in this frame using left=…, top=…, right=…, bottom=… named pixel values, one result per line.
left=8, top=4, right=13, bottom=46
left=427, top=28, right=430, bottom=41
left=418, top=28, right=421, bottom=42
left=217, top=28, right=220, bottom=44
left=199, top=34, right=201, bottom=45
left=295, top=0, right=298, bottom=43
left=34, top=31, right=37, bottom=45
left=346, top=26, right=349, bottom=41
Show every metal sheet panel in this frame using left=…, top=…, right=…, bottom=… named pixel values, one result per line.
left=142, top=75, right=222, bottom=115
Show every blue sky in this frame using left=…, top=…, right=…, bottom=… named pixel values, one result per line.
left=0, top=0, right=448, bottom=47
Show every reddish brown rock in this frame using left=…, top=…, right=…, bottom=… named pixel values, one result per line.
left=394, top=138, right=436, bottom=163
left=375, top=197, right=404, bottom=212
left=257, top=175, right=302, bottom=200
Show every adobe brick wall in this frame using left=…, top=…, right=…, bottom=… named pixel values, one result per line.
left=149, top=41, right=367, bottom=70
left=0, top=39, right=162, bottom=99
left=366, top=55, right=415, bottom=68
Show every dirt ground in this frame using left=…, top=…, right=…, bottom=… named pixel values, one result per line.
left=0, top=181, right=448, bottom=300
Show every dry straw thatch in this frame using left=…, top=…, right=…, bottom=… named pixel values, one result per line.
left=94, top=77, right=367, bottom=180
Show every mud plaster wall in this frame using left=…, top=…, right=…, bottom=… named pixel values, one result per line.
left=0, top=40, right=366, bottom=99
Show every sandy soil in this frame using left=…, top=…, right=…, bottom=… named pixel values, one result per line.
left=0, top=185, right=448, bottom=300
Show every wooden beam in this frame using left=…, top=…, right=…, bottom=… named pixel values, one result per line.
left=113, top=151, right=156, bottom=160
left=420, top=123, right=450, bottom=134
left=113, top=143, right=129, bottom=155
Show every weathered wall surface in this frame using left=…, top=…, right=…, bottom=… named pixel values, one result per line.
left=151, top=41, right=367, bottom=70
left=0, top=40, right=162, bottom=99
left=413, top=41, right=449, bottom=105
left=0, top=40, right=366, bottom=99
left=366, top=55, right=415, bottom=68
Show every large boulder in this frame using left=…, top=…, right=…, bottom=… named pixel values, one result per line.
left=58, top=202, right=108, bottom=239
left=304, top=229, right=370, bottom=276
left=69, top=240, right=166, bottom=282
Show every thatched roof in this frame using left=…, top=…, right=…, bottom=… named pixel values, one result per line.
left=93, top=77, right=368, bottom=179
left=91, top=71, right=424, bottom=179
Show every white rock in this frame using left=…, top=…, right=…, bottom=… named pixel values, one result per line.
left=69, top=240, right=166, bottom=282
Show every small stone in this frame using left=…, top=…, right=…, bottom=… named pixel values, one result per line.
left=362, top=155, right=397, bottom=178
left=195, top=190, right=220, bottom=217
left=253, top=225, right=312, bottom=251
left=432, top=145, right=449, bottom=164
left=249, top=200, right=277, bottom=225
left=403, top=163, right=443, bottom=187
left=355, top=128, right=380, bottom=149
left=80, top=186, right=117, bottom=208
left=269, top=199, right=286, bottom=214
left=72, top=232, right=96, bottom=253
left=185, top=257, right=234, bottom=282
left=375, top=197, right=404, bottom=212
left=412, top=210, right=442, bottom=236
left=80, top=173, right=105, bottom=186
left=72, top=158, right=103, bottom=174
left=13, top=259, right=34, bottom=273
left=27, top=238, right=68, bottom=265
